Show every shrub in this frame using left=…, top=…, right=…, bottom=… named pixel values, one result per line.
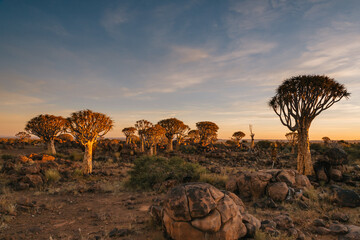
left=179, top=145, right=197, bottom=154
left=69, top=152, right=83, bottom=161
left=72, top=168, right=83, bottom=177
left=256, top=140, right=272, bottom=149
left=1, top=155, right=14, bottom=161
left=199, top=173, right=228, bottom=189
left=128, top=156, right=204, bottom=190
left=45, top=169, right=61, bottom=183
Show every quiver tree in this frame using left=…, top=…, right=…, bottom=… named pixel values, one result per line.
left=175, top=124, right=190, bottom=147
left=66, top=110, right=113, bottom=174
left=196, top=121, right=219, bottom=146
left=285, top=132, right=298, bottom=154
left=187, top=130, right=200, bottom=144
left=232, top=131, right=246, bottom=148
left=144, top=124, right=166, bottom=155
left=158, top=118, right=186, bottom=151
left=135, top=120, right=153, bottom=152
left=122, top=127, right=137, bottom=145
left=269, top=75, right=349, bottom=175
left=322, top=136, right=331, bottom=145
left=25, top=114, right=66, bottom=154
left=249, top=125, right=255, bottom=150
left=15, top=131, right=31, bottom=142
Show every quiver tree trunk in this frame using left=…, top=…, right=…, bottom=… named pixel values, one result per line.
left=167, top=138, right=173, bottom=152
left=149, top=145, right=154, bottom=156
left=83, top=142, right=93, bottom=174
left=47, top=139, right=56, bottom=155
left=297, top=128, right=314, bottom=175
left=250, top=137, right=255, bottom=149
left=140, top=136, right=145, bottom=152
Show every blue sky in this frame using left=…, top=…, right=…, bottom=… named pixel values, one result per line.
left=0, top=0, right=359, bottom=140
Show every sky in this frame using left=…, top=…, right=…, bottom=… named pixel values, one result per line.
left=0, top=0, right=359, bottom=140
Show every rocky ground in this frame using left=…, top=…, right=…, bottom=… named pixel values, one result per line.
left=0, top=142, right=360, bottom=240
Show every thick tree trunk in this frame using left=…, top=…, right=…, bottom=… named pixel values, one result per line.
left=125, top=136, right=129, bottom=145
left=47, top=139, right=56, bottom=155
left=83, top=142, right=93, bottom=174
left=140, top=136, right=145, bottom=152
left=149, top=145, right=154, bottom=155
left=154, top=145, right=157, bottom=155
left=250, top=136, right=255, bottom=149
left=167, top=138, right=173, bottom=152
left=297, top=128, right=314, bottom=175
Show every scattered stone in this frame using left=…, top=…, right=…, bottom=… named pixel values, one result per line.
left=331, top=212, right=350, bottom=223
left=276, top=170, right=296, bottom=187
left=314, top=226, right=331, bottom=235
left=331, top=186, right=360, bottom=208
left=339, top=225, right=360, bottom=240
left=273, top=214, right=294, bottom=230
left=267, top=182, right=289, bottom=202
left=313, top=219, right=326, bottom=227
left=330, top=168, right=343, bottom=181
left=23, top=174, right=43, bottom=188
left=261, top=219, right=277, bottom=230
left=329, top=223, right=349, bottom=235
left=108, top=228, right=131, bottom=238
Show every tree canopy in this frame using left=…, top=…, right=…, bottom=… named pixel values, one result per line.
left=196, top=121, right=219, bottom=146
left=25, top=114, right=65, bottom=142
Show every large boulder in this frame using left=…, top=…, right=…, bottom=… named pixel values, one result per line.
left=162, top=183, right=247, bottom=240
left=324, top=148, right=348, bottom=165
left=339, top=225, right=360, bottom=240
left=331, top=186, right=360, bottom=208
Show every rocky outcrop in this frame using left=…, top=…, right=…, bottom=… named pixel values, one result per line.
left=161, top=183, right=258, bottom=240
left=226, top=169, right=311, bottom=202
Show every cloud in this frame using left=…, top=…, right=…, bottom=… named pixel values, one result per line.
left=101, top=7, right=128, bottom=32
left=172, top=46, right=209, bottom=63
left=0, top=91, right=44, bottom=106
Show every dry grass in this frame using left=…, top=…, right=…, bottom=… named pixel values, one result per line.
left=45, top=169, right=61, bottom=183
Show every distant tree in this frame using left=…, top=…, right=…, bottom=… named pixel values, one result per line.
left=25, top=114, right=66, bottom=154
left=144, top=124, right=166, bottom=155
left=66, top=110, right=113, bottom=174
left=269, top=75, right=349, bottom=175
left=322, top=136, right=331, bottom=145
left=122, top=127, right=137, bottom=145
left=135, top=120, right=153, bottom=152
left=15, top=131, right=31, bottom=142
left=249, top=125, right=255, bottom=150
left=196, top=121, right=219, bottom=146
left=158, top=118, right=187, bottom=151
left=175, top=124, right=190, bottom=147
left=232, top=131, right=246, bottom=147
left=187, top=130, right=200, bottom=144
left=285, top=132, right=298, bottom=154
left=57, top=133, right=75, bottom=142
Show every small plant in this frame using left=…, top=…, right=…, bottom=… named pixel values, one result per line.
left=45, top=169, right=61, bottom=183
left=179, top=145, right=197, bottom=154
left=1, top=155, right=14, bottom=161
left=72, top=168, right=83, bottom=177
left=70, top=152, right=83, bottom=161
left=199, top=172, right=228, bottom=189
left=128, top=156, right=204, bottom=190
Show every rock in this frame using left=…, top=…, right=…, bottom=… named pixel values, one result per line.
left=20, top=164, right=40, bottom=175
left=225, top=178, right=237, bottom=193
left=314, top=226, right=331, bottom=235
left=316, top=166, right=329, bottom=182
left=261, top=219, right=277, bottom=230
left=276, top=170, right=296, bottom=187
left=267, top=182, right=289, bottom=202
left=331, top=212, right=350, bottom=223
left=41, top=155, right=55, bottom=162
left=331, top=187, right=360, bottom=208
left=329, top=223, right=348, bottom=235
left=325, top=148, right=348, bottom=165
left=313, top=219, right=326, bottom=227
left=149, top=205, right=162, bottom=224
left=108, top=228, right=131, bottom=237
left=330, top=168, right=343, bottom=181
left=295, top=174, right=311, bottom=188
left=18, top=155, right=32, bottom=163
left=185, top=184, right=217, bottom=218
left=228, top=171, right=272, bottom=201
left=225, top=191, right=245, bottom=214
left=191, top=210, right=221, bottom=232
left=273, top=214, right=294, bottom=230
left=339, top=225, right=360, bottom=240
left=23, top=174, right=43, bottom=188
left=242, top=213, right=261, bottom=237
left=162, top=183, right=247, bottom=240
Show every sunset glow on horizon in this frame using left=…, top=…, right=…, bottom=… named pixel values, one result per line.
left=0, top=0, right=359, bottom=140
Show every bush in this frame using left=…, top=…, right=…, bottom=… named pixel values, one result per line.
left=199, top=173, right=228, bottom=189
left=1, top=155, right=14, bottom=161
left=256, top=140, right=272, bottom=149
left=179, top=145, right=197, bottom=154
left=128, top=156, right=204, bottom=190
left=45, top=169, right=61, bottom=183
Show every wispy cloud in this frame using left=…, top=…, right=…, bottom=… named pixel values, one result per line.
left=101, top=6, right=128, bottom=33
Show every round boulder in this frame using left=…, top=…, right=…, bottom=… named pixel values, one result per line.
left=162, top=183, right=247, bottom=240
left=267, top=182, right=289, bottom=202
